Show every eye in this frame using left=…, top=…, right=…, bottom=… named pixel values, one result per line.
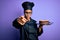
left=25, top=12, right=32, bottom=14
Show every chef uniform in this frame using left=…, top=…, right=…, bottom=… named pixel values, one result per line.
left=13, top=2, right=43, bottom=40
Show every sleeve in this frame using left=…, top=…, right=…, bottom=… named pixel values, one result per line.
left=37, top=27, right=43, bottom=36
left=34, top=23, right=43, bottom=36
left=12, top=18, right=23, bottom=29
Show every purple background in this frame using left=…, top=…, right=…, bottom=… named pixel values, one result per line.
left=0, top=0, right=60, bottom=40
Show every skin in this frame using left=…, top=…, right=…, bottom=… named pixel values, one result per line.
left=24, top=10, right=32, bottom=21
left=17, top=10, right=32, bottom=25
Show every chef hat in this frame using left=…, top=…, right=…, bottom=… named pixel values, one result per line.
left=22, top=1, right=34, bottom=10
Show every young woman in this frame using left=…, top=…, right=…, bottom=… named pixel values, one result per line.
left=13, top=1, right=49, bottom=40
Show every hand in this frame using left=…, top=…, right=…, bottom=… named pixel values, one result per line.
left=17, top=16, right=28, bottom=25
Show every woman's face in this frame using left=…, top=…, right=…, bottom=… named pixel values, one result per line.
left=24, top=10, right=32, bottom=18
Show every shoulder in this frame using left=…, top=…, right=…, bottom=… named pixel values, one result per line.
left=13, top=18, right=18, bottom=23
left=31, top=18, right=37, bottom=23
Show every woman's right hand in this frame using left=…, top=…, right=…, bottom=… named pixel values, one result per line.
left=17, top=16, right=28, bottom=25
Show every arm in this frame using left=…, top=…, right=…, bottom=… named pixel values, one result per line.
left=38, top=25, right=43, bottom=36
left=12, top=18, right=23, bottom=29
left=34, top=23, right=43, bottom=36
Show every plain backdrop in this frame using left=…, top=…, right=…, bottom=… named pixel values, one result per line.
left=0, top=0, right=60, bottom=40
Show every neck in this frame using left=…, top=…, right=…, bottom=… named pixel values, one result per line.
left=27, top=17, right=30, bottom=21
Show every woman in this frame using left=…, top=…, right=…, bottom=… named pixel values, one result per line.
left=13, top=1, right=49, bottom=40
